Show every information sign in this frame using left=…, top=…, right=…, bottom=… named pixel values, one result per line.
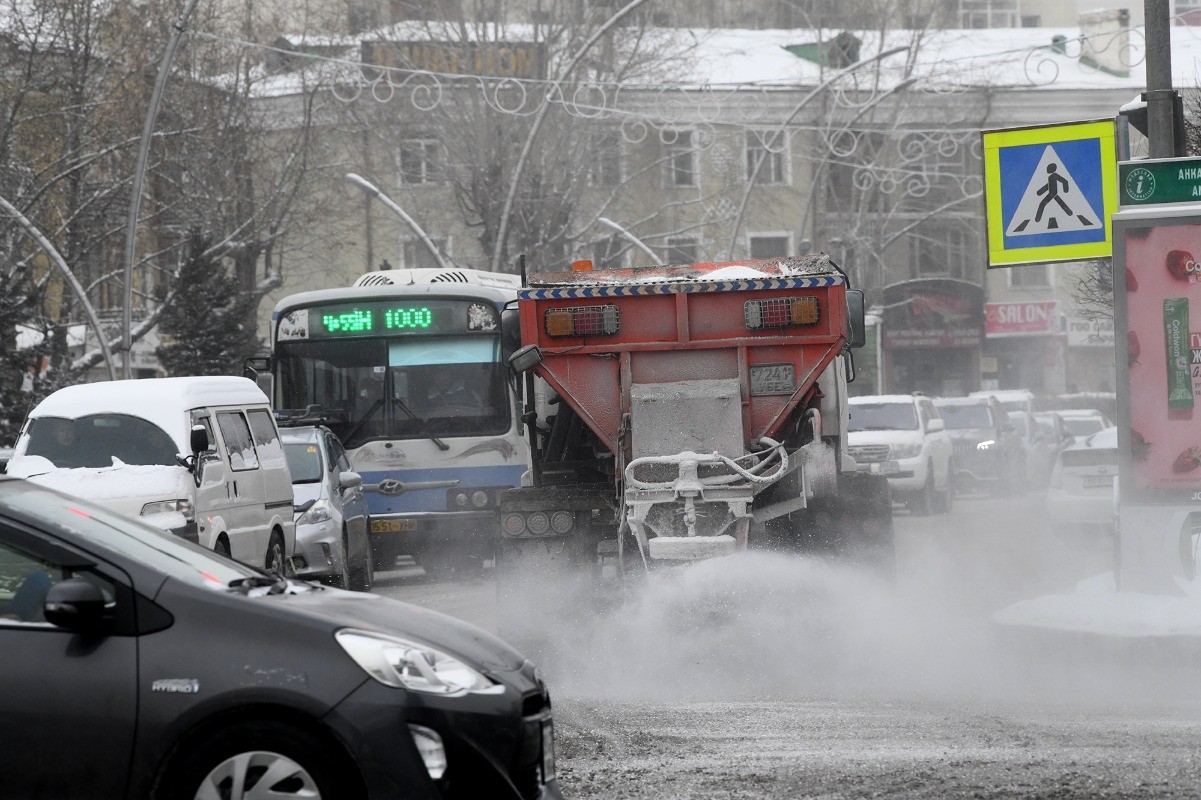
left=1119, top=157, right=1201, bottom=206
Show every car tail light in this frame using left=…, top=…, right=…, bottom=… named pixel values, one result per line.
left=544, top=305, right=620, bottom=338
left=744, top=297, right=820, bottom=330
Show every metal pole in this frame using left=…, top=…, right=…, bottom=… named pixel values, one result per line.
left=489, top=0, right=653, bottom=274
left=1, top=195, right=118, bottom=380
left=597, top=217, right=664, bottom=264
left=344, top=173, right=453, bottom=271
left=121, top=0, right=202, bottom=380
left=1144, top=0, right=1177, bottom=158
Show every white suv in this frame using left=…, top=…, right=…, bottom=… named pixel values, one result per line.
left=847, top=394, right=954, bottom=514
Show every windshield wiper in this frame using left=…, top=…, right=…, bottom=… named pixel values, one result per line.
left=228, top=574, right=288, bottom=595
left=342, top=399, right=384, bottom=446
left=391, top=397, right=450, bottom=451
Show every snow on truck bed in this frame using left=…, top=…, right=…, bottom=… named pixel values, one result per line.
left=527, top=256, right=842, bottom=287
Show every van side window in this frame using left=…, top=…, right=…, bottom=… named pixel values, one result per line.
left=216, top=412, right=259, bottom=472
left=246, top=409, right=285, bottom=467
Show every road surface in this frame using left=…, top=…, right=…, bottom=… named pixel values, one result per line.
left=376, top=492, right=1201, bottom=798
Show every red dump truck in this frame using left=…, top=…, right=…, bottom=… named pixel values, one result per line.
left=499, top=255, right=892, bottom=586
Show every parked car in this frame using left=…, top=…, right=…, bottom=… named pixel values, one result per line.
left=6, top=377, right=295, bottom=573
left=933, top=395, right=1024, bottom=494
left=1007, top=409, right=1061, bottom=489
left=1047, top=425, right=1118, bottom=539
left=1055, top=408, right=1114, bottom=444
left=970, top=388, right=1036, bottom=416
left=0, top=476, right=560, bottom=800
left=282, top=425, right=373, bottom=591
left=848, top=394, right=954, bottom=514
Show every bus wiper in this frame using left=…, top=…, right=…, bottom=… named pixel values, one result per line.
left=391, top=397, right=450, bottom=451
left=343, top=399, right=384, bottom=445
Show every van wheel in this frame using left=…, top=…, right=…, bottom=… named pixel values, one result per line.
left=266, top=531, right=287, bottom=575
left=214, top=537, right=231, bottom=558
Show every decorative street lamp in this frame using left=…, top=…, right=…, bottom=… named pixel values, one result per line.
left=344, top=173, right=454, bottom=272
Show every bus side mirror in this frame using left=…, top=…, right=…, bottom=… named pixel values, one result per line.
left=845, top=289, right=866, bottom=349
left=509, top=345, right=543, bottom=374
left=243, top=356, right=274, bottom=403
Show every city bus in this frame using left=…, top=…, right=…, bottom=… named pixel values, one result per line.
left=266, top=268, right=528, bottom=578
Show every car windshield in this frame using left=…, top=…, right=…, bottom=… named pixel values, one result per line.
left=1034, top=416, right=1056, bottom=436
left=284, top=442, right=324, bottom=484
left=937, top=404, right=992, bottom=429
left=848, top=402, right=918, bottom=431
left=22, top=414, right=179, bottom=470
left=1063, top=417, right=1105, bottom=436
left=0, top=482, right=256, bottom=589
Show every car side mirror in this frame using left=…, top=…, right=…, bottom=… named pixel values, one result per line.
left=43, top=578, right=108, bottom=633
left=190, top=424, right=209, bottom=454
left=926, top=418, right=945, bottom=433
left=339, top=471, right=363, bottom=491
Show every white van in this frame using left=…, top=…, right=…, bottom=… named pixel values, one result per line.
left=7, top=377, right=296, bottom=572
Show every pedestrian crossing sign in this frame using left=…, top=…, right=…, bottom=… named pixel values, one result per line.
left=982, top=120, right=1117, bottom=268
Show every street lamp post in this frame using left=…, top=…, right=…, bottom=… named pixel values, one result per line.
left=597, top=217, right=664, bottom=264
left=344, top=173, right=453, bottom=272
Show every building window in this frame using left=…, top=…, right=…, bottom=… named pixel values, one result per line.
left=749, top=235, right=790, bottom=259
left=399, top=139, right=442, bottom=184
left=663, top=130, right=697, bottom=188
left=663, top=236, right=698, bottom=264
left=1009, top=264, right=1051, bottom=288
left=745, top=131, right=787, bottom=185
left=402, top=237, right=450, bottom=270
left=958, top=0, right=1018, bottom=28
left=907, top=224, right=972, bottom=279
left=586, top=130, right=621, bottom=187
left=1177, top=0, right=1201, bottom=24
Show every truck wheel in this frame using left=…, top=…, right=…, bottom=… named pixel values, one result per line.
left=838, top=473, right=895, bottom=574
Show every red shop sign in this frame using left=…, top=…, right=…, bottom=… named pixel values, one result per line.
left=985, top=300, right=1059, bottom=336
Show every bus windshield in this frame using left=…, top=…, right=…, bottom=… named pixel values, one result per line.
left=276, top=335, right=509, bottom=447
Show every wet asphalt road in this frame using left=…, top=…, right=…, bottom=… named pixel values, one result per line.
left=374, top=492, right=1201, bottom=799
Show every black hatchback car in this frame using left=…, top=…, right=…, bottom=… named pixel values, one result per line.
left=0, top=477, right=560, bottom=800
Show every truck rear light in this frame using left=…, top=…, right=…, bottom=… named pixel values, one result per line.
left=549, top=510, right=574, bottom=534
left=544, top=305, right=620, bottom=338
left=502, top=513, right=527, bottom=536
left=744, top=297, right=820, bottom=330
left=526, top=512, right=551, bottom=535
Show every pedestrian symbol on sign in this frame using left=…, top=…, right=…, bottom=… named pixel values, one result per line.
left=1005, top=145, right=1101, bottom=236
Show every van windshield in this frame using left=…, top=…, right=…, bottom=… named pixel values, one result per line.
left=23, top=415, right=179, bottom=470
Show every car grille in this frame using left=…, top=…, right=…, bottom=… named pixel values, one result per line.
left=952, top=440, right=976, bottom=461
left=512, top=688, right=553, bottom=799
left=849, top=444, right=891, bottom=463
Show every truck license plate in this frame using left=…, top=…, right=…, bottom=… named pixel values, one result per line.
left=1083, top=475, right=1113, bottom=488
left=371, top=519, right=418, bottom=533
left=749, top=363, right=795, bottom=396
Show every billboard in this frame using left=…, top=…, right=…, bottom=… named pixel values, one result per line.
left=1114, top=213, right=1201, bottom=503
left=985, top=301, right=1059, bottom=336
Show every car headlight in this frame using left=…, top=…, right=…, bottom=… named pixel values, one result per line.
left=335, top=629, right=498, bottom=695
left=891, top=442, right=922, bottom=459
left=976, top=440, right=996, bottom=451
left=297, top=499, right=332, bottom=525
left=141, top=499, right=193, bottom=520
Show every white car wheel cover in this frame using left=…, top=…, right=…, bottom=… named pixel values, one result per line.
left=195, top=750, right=320, bottom=800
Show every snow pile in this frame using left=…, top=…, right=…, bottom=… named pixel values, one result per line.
left=993, top=572, right=1201, bottom=638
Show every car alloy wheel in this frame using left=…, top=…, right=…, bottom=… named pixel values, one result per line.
left=194, top=750, right=320, bottom=800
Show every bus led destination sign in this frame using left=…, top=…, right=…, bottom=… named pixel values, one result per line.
left=277, top=299, right=499, bottom=341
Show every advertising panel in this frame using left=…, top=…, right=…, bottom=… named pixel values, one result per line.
left=1115, top=214, right=1201, bottom=502
left=881, top=279, right=983, bottom=350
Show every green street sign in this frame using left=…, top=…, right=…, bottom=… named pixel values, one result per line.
left=1119, top=157, right=1201, bottom=206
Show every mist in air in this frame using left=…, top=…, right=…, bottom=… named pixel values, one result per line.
left=507, top=525, right=1194, bottom=712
